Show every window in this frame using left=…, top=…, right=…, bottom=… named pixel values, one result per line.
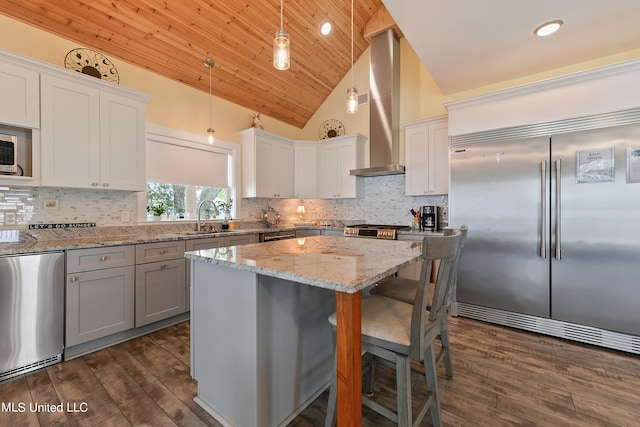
left=147, top=183, right=230, bottom=219
left=144, top=124, right=240, bottom=223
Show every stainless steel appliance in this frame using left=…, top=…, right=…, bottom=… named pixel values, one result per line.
left=0, top=251, right=65, bottom=381
left=0, top=133, right=18, bottom=174
left=420, top=206, right=437, bottom=231
left=451, top=116, right=640, bottom=353
left=343, top=224, right=411, bottom=240
left=259, top=230, right=296, bottom=242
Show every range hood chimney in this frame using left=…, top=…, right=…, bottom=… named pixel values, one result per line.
left=350, top=29, right=403, bottom=177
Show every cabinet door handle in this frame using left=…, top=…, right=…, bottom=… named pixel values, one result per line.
left=102, top=183, right=109, bottom=187
left=100, top=256, right=108, bottom=261
left=160, top=264, right=167, bottom=269
left=160, top=249, right=166, bottom=254
left=70, top=276, right=78, bottom=282
left=92, top=182, right=99, bottom=187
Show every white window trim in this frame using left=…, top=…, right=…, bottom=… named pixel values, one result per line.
left=138, top=123, right=241, bottom=222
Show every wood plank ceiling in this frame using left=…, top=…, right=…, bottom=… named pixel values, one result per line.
left=0, top=0, right=385, bottom=128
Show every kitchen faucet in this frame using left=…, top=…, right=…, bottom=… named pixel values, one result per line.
left=197, top=200, right=220, bottom=232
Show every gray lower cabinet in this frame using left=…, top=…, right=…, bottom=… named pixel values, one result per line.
left=296, top=229, right=321, bottom=237
left=224, top=233, right=258, bottom=246
left=320, top=229, right=343, bottom=236
left=66, top=245, right=135, bottom=347
left=135, top=240, right=186, bottom=327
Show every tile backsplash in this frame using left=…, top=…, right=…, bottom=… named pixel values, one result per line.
left=0, top=186, right=138, bottom=228
left=241, top=174, right=448, bottom=226
left=0, top=175, right=447, bottom=229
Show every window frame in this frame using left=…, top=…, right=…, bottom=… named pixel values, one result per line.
left=140, top=124, right=241, bottom=223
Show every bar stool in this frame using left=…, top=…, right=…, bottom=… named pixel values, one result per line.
left=325, top=230, right=461, bottom=427
left=369, top=226, right=468, bottom=379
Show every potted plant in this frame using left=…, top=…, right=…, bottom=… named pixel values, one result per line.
left=216, top=199, right=233, bottom=220
left=147, top=202, right=168, bottom=219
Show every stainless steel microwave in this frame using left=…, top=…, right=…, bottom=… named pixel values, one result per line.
left=0, top=133, right=17, bottom=174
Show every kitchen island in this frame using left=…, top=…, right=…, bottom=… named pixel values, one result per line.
left=185, top=235, right=422, bottom=427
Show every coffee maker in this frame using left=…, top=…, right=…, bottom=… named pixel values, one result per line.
left=420, top=206, right=438, bottom=231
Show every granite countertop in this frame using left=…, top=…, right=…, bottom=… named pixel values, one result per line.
left=185, top=235, right=422, bottom=293
left=0, top=224, right=349, bottom=256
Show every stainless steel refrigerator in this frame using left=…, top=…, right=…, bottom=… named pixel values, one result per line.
left=450, top=120, right=640, bottom=351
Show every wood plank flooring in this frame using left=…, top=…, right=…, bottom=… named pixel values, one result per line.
left=1, top=316, right=639, bottom=426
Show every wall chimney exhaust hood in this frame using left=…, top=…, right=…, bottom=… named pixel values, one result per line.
left=350, top=29, right=404, bottom=177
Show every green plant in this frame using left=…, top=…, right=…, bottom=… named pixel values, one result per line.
left=216, top=198, right=233, bottom=213
left=149, top=203, right=167, bottom=216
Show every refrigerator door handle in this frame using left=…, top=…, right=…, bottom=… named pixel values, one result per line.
left=540, top=161, right=547, bottom=259
left=555, top=159, right=562, bottom=259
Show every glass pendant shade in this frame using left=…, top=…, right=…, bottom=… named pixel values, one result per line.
left=207, top=128, right=215, bottom=144
left=273, top=30, right=290, bottom=70
left=346, top=87, right=358, bottom=114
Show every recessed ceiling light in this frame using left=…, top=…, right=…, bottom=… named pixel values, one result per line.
left=320, top=21, right=332, bottom=36
left=534, top=19, right=564, bottom=37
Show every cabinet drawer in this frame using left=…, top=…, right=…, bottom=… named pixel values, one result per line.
left=185, top=237, right=226, bottom=252
left=136, top=240, right=185, bottom=264
left=67, top=245, right=134, bottom=273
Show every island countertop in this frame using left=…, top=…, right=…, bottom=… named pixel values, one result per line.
left=184, top=235, right=422, bottom=293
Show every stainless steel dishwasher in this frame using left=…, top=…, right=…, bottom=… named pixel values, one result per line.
left=0, top=251, right=65, bottom=381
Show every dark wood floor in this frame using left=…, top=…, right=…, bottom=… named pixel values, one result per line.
left=2, top=316, right=639, bottom=426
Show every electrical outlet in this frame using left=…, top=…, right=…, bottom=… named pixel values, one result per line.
left=43, top=199, right=59, bottom=210
left=4, top=212, right=16, bottom=225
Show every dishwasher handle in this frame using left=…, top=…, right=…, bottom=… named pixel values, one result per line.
left=264, top=233, right=295, bottom=241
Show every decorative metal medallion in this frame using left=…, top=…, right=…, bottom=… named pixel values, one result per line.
left=64, top=48, right=120, bottom=84
left=318, top=119, right=345, bottom=139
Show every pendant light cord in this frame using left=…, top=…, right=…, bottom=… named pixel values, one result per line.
left=351, top=0, right=354, bottom=87
left=280, top=0, right=284, bottom=30
left=209, top=62, right=212, bottom=127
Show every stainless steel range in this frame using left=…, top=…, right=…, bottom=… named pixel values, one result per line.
left=343, top=224, right=411, bottom=240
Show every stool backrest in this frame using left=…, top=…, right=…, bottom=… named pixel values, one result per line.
left=411, top=229, right=461, bottom=360
left=444, top=225, right=468, bottom=306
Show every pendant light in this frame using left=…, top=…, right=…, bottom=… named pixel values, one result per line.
left=346, top=0, right=358, bottom=114
left=273, top=0, right=290, bottom=70
left=204, top=58, right=215, bottom=144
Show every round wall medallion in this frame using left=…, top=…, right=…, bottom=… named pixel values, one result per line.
left=64, top=48, right=120, bottom=84
left=318, top=119, right=345, bottom=139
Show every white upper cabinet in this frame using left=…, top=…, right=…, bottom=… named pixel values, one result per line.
left=40, top=73, right=147, bottom=191
left=294, top=142, right=318, bottom=199
left=404, top=116, right=449, bottom=196
left=241, top=128, right=294, bottom=198
left=242, top=129, right=365, bottom=199
left=99, top=91, right=146, bottom=191
left=0, top=58, right=40, bottom=128
left=317, top=134, right=365, bottom=199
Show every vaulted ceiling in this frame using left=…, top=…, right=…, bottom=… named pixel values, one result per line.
left=0, top=0, right=385, bottom=128
left=3, top=1, right=640, bottom=130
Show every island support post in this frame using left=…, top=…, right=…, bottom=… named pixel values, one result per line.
left=335, top=290, right=362, bottom=426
